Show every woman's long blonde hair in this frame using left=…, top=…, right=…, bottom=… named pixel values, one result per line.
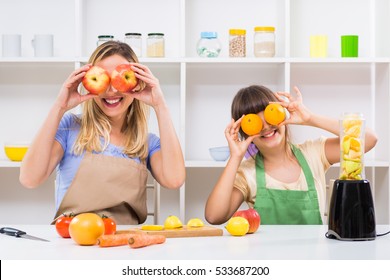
left=73, top=41, right=149, bottom=161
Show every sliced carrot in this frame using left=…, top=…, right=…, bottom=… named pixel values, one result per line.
left=98, top=233, right=137, bottom=247
left=128, top=234, right=166, bottom=248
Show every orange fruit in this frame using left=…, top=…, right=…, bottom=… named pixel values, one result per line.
left=264, top=103, right=286, bottom=125
left=241, top=114, right=263, bottom=136
left=69, top=213, right=105, bottom=246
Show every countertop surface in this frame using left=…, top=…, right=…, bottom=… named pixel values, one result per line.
left=1, top=224, right=390, bottom=260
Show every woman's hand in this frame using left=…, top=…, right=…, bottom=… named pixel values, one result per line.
left=275, top=86, right=312, bottom=126
left=127, top=63, right=165, bottom=109
left=225, top=117, right=258, bottom=160
left=54, top=64, right=96, bottom=112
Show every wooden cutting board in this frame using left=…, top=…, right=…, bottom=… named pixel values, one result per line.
left=116, top=225, right=223, bottom=238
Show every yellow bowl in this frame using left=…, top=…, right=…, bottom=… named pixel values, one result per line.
left=4, top=145, right=29, bottom=161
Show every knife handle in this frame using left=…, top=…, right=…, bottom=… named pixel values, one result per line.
left=0, top=227, right=26, bottom=237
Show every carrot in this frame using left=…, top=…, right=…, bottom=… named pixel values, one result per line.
left=98, top=233, right=137, bottom=247
left=128, top=234, right=166, bottom=248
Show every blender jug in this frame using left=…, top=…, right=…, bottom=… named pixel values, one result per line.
left=327, top=113, right=376, bottom=241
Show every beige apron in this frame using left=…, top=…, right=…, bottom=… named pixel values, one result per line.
left=53, top=152, right=148, bottom=225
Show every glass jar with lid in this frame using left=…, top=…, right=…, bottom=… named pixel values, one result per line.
left=124, top=33, right=142, bottom=57
left=147, top=33, right=165, bottom=57
left=229, top=29, right=246, bottom=57
left=196, top=32, right=221, bottom=58
left=253, top=26, right=275, bottom=57
left=97, top=35, right=114, bottom=46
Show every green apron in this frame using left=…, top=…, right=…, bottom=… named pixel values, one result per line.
left=254, top=145, right=322, bottom=225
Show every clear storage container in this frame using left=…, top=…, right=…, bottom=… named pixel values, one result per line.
left=254, top=26, right=275, bottom=57
left=97, top=35, right=114, bottom=46
left=124, top=33, right=142, bottom=57
left=229, top=29, right=246, bottom=57
left=147, top=33, right=165, bottom=57
left=196, top=32, right=221, bottom=58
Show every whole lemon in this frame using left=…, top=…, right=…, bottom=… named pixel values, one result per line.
left=187, top=218, right=204, bottom=228
left=225, top=216, right=249, bottom=236
left=164, top=215, right=183, bottom=229
left=69, top=213, right=105, bottom=246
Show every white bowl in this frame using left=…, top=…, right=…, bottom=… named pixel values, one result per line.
left=209, top=146, right=230, bottom=161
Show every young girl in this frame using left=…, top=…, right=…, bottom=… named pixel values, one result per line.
left=205, top=85, right=377, bottom=225
left=20, top=41, right=185, bottom=224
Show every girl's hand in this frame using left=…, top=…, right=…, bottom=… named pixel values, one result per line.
left=275, top=86, right=312, bottom=126
left=55, top=64, right=95, bottom=112
left=126, top=63, right=165, bottom=108
left=225, top=117, right=259, bottom=160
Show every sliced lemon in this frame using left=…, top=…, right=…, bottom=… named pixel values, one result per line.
left=141, top=225, right=164, bottom=231
left=187, top=218, right=204, bottom=228
left=164, top=215, right=183, bottom=229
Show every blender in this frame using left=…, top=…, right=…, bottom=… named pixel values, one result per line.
left=326, top=113, right=376, bottom=241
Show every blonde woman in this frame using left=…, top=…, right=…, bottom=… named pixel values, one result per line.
left=20, top=41, right=185, bottom=224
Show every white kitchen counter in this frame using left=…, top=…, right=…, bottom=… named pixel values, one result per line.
left=1, top=225, right=390, bottom=260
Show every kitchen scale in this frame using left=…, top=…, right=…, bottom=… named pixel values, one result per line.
left=326, top=113, right=376, bottom=241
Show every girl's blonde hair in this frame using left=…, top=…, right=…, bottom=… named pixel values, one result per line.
left=73, top=41, right=149, bottom=161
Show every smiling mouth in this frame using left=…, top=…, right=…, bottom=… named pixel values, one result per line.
left=103, top=97, right=123, bottom=106
left=261, top=130, right=276, bottom=138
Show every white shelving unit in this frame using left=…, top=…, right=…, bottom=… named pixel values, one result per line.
left=0, top=0, right=389, bottom=224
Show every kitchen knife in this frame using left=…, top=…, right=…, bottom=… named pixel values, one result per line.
left=0, top=227, right=50, bottom=242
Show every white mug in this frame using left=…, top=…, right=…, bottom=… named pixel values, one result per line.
left=2, top=34, right=22, bottom=57
left=31, top=34, right=53, bottom=57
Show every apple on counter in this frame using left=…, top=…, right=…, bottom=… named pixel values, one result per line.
left=82, top=66, right=111, bottom=95
left=233, top=208, right=261, bottom=234
left=111, top=64, right=138, bottom=93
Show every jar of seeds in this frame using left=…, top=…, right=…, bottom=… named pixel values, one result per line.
left=229, top=29, right=246, bottom=57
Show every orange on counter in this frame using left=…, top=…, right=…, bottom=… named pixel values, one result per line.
left=241, top=114, right=262, bottom=136
left=69, top=213, right=105, bottom=246
left=264, top=103, right=286, bottom=125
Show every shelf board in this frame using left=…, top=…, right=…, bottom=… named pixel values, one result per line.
left=1, top=159, right=388, bottom=168
left=185, top=160, right=227, bottom=168
left=0, top=57, right=77, bottom=63
left=288, top=57, right=385, bottom=63
left=330, top=160, right=389, bottom=168
left=184, top=57, right=286, bottom=63
left=1, top=57, right=390, bottom=64
left=0, top=159, right=21, bottom=167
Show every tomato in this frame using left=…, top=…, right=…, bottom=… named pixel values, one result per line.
left=101, top=215, right=117, bottom=235
left=69, top=213, right=105, bottom=246
left=55, top=213, right=75, bottom=238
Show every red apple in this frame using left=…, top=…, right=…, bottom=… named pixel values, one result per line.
left=111, top=64, right=138, bottom=93
left=82, top=66, right=110, bottom=95
left=233, top=208, right=260, bottom=234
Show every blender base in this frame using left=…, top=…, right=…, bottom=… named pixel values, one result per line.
left=327, top=179, right=376, bottom=241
